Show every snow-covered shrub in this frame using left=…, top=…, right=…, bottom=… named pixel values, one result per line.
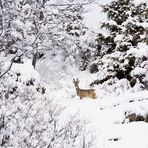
left=0, top=89, right=94, bottom=147
left=0, top=55, right=95, bottom=148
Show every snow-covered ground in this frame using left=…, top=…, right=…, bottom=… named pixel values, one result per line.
left=36, top=0, right=148, bottom=147
left=36, top=49, right=148, bottom=148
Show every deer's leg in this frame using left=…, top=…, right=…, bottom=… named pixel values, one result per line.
left=93, top=93, right=96, bottom=99
left=80, top=95, right=82, bottom=99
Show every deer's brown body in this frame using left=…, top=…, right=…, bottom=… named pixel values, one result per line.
left=73, top=78, right=96, bottom=99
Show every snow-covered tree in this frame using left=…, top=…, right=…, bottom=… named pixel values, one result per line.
left=0, top=0, right=91, bottom=68
left=90, top=0, right=148, bottom=90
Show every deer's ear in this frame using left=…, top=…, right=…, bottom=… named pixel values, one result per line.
left=73, top=78, right=75, bottom=82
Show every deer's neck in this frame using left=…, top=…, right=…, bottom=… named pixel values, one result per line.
left=75, top=86, right=80, bottom=96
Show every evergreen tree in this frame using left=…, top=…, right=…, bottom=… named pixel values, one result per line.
left=91, top=0, right=148, bottom=89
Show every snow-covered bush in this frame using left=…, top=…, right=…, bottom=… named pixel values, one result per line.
left=0, top=54, right=94, bottom=148
left=0, top=89, right=94, bottom=147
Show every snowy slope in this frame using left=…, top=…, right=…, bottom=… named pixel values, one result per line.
left=37, top=50, right=148, bottom=148
left=37, top=0, right=148, bottom=148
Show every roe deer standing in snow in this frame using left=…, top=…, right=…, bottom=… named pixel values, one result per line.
left=73, top=78, right=96, bottom=99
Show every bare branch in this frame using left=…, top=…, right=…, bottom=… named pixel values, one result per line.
left=47, top=2, right=94, bottom=7
left=0, top=58, right=15, bottom=78
left=31, top=32, right=41, bottom=46
left=0, top=54, right=23, bottom=78
left=0, top=0, right=3, bottom=37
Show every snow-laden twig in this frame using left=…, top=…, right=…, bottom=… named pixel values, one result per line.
left=0, top=54, right=23, bottom=79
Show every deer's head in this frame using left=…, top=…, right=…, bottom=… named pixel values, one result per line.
left=73, top=78, right=79, bottom=88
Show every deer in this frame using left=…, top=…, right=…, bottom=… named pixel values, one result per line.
left=73, top=78, right=96, bottom=99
